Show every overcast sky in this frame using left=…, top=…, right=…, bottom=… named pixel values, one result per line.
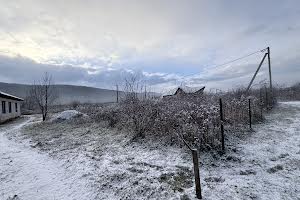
left=0, top=0, right=299, bottom=92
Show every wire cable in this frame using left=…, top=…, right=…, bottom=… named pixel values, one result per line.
left=204, top=48, right=267, bottom=70
left=182, top=47, right=268, bottom=79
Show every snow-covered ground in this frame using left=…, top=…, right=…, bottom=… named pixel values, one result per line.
left=50, top=110, right=87, bottom=122
left=0, top=102, right=299, bottom=200
left=199, top=101, right=300, bottom=200
left=0, top=117, right=97, bottom=200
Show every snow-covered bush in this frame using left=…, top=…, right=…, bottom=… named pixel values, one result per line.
left=84, top=85, right=275, bottom=151
left=92, top=105, right=121, bottom=128
left=150, top=95, right=221, bottom=149
left=120, top=97, right=159, bottom=138
left=275, top=82, right=300, bottom=101
left=219, top=86, right=277, bottom=131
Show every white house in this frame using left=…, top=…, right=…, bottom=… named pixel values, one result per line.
left=0, top=91, right=24, bottom=123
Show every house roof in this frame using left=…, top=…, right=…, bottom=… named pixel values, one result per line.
left=163, top=86, right=205, bottom=96
left=0, top=91, right=24, bottom=101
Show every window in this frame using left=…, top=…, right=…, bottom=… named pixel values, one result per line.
left=15, top=103, right=18, bottom=112
left=2, top=101, right=6, bottom=114
left=8, top=102, right=12, bottom=113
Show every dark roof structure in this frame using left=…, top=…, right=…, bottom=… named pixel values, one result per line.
left=174, top=86, right=205, bottom=95
left=0, top=91, right=24, bottom=101
left=163, top=86, right=205, bottom=98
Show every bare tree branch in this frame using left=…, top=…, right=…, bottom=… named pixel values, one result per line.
left=30, top=72, right=58, bottom=121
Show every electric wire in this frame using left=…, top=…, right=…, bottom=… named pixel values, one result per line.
left=182, top=47, right=268, bottom=79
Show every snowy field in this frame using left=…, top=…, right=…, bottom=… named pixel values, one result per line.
left=0, top=102, right=299, bottom=200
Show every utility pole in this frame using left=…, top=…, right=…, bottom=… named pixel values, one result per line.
left=267, top=47, right=273, bottom=102
left=246, top=53, right=268, bottom=92
left=246, top=47, right=273, bottom=95
left=116, top=84, right=119, bottom=103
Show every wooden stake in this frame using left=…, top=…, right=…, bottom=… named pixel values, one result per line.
left=192, top=149, right=202, bottom=199
left=180, top=137, right=203, bottom=199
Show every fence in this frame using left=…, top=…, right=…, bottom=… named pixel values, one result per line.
left=216, top=87, right=275, bottom=151
left=182, top=88, right=274, bottom=199
left=187, top=87, right=276, bottom=153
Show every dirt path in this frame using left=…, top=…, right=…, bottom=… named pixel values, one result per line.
left=0, top=117, right=96, bottom=200
left=201, top=102, right=300, bottom=200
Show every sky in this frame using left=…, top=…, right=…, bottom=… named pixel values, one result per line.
left=0, top=0, right=299, bottom=93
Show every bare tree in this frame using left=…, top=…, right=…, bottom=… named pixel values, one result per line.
left=31, top=72, right=58, bottom=121
left=123, top=74, right=150, bottom=102
left=123, top=74, right=140, bottom=102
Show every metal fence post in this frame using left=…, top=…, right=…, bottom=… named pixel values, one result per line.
left=248, top=99, right=252, bottom=130
left=219, top=98, right=225, bottom=152
left=259, top=88, right=263, bottom=119
left=265, top=87, right=269, bottom=109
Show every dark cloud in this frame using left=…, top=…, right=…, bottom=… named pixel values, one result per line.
left=0, top=55, right=86, bottom=84
left=0, top=0, right=299, bottom=91
left=0, top=50, right=299, bottom=92
left=0, top=55, right=178, bottom=90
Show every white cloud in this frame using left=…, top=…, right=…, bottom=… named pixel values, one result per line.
left=0, top=0, right=299, bottom=90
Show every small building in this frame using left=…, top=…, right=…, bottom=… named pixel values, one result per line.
left=0, top=91, right=24, bottom=123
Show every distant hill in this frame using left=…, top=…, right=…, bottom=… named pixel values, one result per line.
left=0, top=82, right=121, bottom=104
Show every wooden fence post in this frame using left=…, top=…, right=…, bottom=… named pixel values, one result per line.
left=248, top=99, right=252, bottom=130
left=181, top=138, right=203, bottom=199
left=219, top=98, right=225, bottom=152
left=192, top=149, right=202, bottom=199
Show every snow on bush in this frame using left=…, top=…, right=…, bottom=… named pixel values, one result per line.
left=84, top=86, right=275, bottom=151
left=51, top=110, right=87, bottom=122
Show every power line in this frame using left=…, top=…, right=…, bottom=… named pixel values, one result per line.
left=204, top=48, right=267, bottom=70
left=182, top=47, right=268, bottom=79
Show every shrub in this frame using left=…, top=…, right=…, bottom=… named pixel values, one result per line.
left=82, top=85, right=276, bottom=151
left=120, top=99, right=158, bottom=138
